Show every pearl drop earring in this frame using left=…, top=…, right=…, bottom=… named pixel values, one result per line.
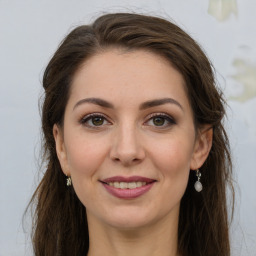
left=194, top=169, right=203, bottom=192
left=66, top=175, right=72, bottom=187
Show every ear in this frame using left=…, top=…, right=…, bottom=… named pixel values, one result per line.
left=53, top=124, right=69, bottom=175
left=190, top=125, right=213, bottom=170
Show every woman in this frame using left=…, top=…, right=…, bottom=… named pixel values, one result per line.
left=29, top=13, right=234, bottom=256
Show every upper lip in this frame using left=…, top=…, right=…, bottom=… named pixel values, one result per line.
left=101, top=176, right=156, bottom=183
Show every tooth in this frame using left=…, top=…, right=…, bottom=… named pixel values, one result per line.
left=128, top=182, right=137, bottom=189
left=113, top=182, right=120, bottom=188
left=120, top=182, right=128, bottom=189
left=136, top=181, right=142, bottom=187
left=107, top=181, right=149, bottom=189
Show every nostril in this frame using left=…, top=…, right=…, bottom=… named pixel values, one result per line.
left=110, top=143, right=145, bottom=165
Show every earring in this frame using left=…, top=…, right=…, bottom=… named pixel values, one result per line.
left=66, top=175, right=72, bottom=187
left=194, top=169, right=203, bottom=192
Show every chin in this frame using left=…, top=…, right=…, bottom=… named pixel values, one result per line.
left=100, top=206, right=161, bottom=230
left=107, top=217, right=153, bottom=230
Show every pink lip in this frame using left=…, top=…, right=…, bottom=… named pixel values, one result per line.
left=102, top=176, right=155, bottom=183
left=100, top=176, right=156, bottom=199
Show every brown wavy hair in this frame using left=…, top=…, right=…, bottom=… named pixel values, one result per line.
left=28, top=13, right=234, bottom=256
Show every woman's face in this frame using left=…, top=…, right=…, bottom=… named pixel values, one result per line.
left=54, top=49, right=211, bottom=229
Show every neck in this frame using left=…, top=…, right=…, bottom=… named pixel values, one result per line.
left=86, top=210, right=180, bottom=256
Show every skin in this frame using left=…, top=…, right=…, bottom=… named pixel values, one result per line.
left=53, top=49, right=212, bottom=256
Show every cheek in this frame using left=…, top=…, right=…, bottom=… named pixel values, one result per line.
left=148, top=134, right=194, bottom=194
left=64, top=136, right=110, bottom=207
left=65, top=134, right=108, bottom=178
left=152, top=138, right=194, bottom=171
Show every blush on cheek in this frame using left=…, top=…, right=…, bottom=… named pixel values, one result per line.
left=67, top=140, right=99, bottom=168
left=69, top=154, right=95, bottom=175
left=156, top=141, right=192, bottom=164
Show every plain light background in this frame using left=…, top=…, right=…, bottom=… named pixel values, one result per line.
left=0, top=0, right=255, bottom=255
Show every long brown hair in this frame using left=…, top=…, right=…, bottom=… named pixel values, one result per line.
left=28, top=13, right=234, bottom=256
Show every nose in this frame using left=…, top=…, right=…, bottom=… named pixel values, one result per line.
left=110, top=124, right=146, bottom=166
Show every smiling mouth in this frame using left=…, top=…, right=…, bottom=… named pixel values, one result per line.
left=100, top=176, right=156, bottom=189
left=103, top=181, right=149, bottom=189
left=100, top=176, right=156, bottom=199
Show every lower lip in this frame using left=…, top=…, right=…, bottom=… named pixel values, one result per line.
left=102, top=182, right=155, bottom=199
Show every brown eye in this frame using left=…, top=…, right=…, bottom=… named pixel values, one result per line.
left=80, top=114, right=110, bottom=128
left=152, top=117, right=165, bottom=126
left=145, top=113, right=176, bottom=128
left=91, top=116, right=104, bottom=126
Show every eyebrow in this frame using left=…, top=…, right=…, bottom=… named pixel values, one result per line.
left=73, top=98, right=114, bottom=110
left=73, top=97, right=183, bottom=111
left=139, top=98, right=183, bottom=111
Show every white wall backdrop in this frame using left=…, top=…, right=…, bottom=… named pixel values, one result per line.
left=0, top=0, right=255, bottom=255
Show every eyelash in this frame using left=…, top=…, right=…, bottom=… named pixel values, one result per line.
left=80, top=113, right=111, bottom=128
left=144, top=113, right=176, bottom=128
left=79, top=112, right=176, bottom=129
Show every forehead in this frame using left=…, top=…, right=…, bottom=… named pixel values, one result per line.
left=68, top=49, right=190, bottom=111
